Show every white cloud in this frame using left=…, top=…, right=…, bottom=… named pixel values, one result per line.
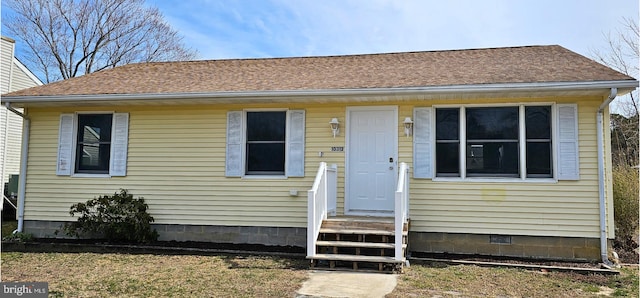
left=149, top=0, right=638, bottom=60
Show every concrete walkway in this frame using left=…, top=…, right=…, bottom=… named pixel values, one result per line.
left=295, top=270, right=398, bottom=298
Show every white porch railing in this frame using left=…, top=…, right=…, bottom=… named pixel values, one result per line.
left=307, top=162, right=338, bottom=258
left=394, top=162, right=410, bottom=261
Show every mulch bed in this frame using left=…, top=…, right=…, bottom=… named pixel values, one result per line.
left=3, top=238, right=305, bottom=257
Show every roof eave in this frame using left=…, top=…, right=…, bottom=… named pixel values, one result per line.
left=4, top=80, right=638, bottom=107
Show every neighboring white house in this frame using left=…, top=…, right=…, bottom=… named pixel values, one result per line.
left=1, top=36, right=43, bottom=199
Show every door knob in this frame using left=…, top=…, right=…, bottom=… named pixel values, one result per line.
left=389, top=157, right=393, bottom=163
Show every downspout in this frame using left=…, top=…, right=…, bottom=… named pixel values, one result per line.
left=597, top=88, right=617, bottom=265
left=5, top=103, right=29, bottom=234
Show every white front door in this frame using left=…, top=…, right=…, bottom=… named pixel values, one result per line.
left=346, top=107, right=398, bottom=214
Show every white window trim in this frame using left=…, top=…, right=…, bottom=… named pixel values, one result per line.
left=241, top=108, right=290, bottom=179
left=70, top=111, right=115, bottom=177
left=431, top=103, right=558, bottom=183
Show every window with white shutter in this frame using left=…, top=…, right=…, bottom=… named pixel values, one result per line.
left=417, top=104, right=572, bottom=181
left=287, top=110, right=305, bottom=177
left=556, top=104, right=579, bottom=180
left=56, top=113, right=129, bottom=176
left=56, top=114, right=74, bottom=176
left=225, top=111, right=243, bottom=177
left=225, top=110, right=305, bottom=177
left=413, top=107, right=433, bottom=179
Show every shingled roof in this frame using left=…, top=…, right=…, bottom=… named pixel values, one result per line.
left=4, top=45, right=636, bottom=97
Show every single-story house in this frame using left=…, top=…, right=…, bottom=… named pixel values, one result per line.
left=2, top=45, right=638, bottom=265
left=1, top=36, right=43, bottom=201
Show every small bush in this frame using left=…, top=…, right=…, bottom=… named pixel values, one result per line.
left=60, top=189, right=158, bottom=243
left=612, top=166, right=639, bottom=253
left=2, top=232, right=33, bottom=242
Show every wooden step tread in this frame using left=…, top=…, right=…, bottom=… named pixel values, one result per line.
left=316, top=240, right=407, bottom=249
left=309, top=254, right=404, bottom=263
left=325, top=216, right=394, bottom=223
left=319, top=228, right=408, bottom=236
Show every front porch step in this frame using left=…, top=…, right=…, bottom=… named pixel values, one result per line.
left=310, top=216, right=409, bottom=272
left=319, top=228, right=404, bottom=236
left=316, top=240, right=407, bottom=250
left=310, top=254, right=404, bottom=264
left=322, top=217, right=408, bottom=232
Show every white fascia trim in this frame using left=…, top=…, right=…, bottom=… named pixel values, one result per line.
left=3, top=80, right=638, bottom=105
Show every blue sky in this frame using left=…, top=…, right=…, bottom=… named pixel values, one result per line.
left=147, top=0, right=638, bottom=60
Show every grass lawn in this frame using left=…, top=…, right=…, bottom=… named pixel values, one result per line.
left=1, top=251, right=638, bottom=297
left=390, top=261, right=639, bottom=297
left=1, top=252, right=308, bottom=297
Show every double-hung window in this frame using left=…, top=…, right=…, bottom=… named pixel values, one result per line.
left=75, top=114, right=112, bottom=174
left=525, top=106, right=552, bottom=178
left=225, top=110, right=305, bottom=178
left=425, top=104, right=562, bottom=180
left=245, top=111, right=286, bottom=175
left=57, top=112, right=129, bottom=177
left=435, top=108, right=460, bottom=176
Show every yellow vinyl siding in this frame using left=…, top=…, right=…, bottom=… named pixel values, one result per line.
left=408, top=97, right=606, bottom=238
left=25, top=106, right=312, bottom=227
left=604, top=108, right=615, bottom=238
left=23, top=95, right=611, bottom=238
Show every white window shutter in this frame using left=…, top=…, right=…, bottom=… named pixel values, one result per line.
left=287, top=110, right=305, bottom=177
left=556, top=104, right=580, bottom=180
left=57, top=114, right=74, bottom=176
left=109, top=113, right=129, bottom=177
left=413, top=107, right=433, bottom=179
left=226, top=111, right=243, bottom=177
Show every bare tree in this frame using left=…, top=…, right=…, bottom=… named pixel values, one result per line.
left=591, top=16, right=639, bottom=117
left=3, top=0, right=198, bottom=83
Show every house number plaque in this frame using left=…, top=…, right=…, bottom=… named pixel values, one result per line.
left=331, top=146, right=344, bottom=152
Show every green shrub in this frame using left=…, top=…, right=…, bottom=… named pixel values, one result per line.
left=2, top=232, right=33, bottom=242
left=612, top=166, right=639, bottom=251
left=60, top=189, right=158, bottom=243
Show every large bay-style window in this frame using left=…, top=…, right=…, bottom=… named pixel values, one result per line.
left=415, top=104, right=578, bottom=181
left=225, top=110, right=305, bottom=178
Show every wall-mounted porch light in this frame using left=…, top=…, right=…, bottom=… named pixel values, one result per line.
left=403, top=117, right=413, bottom=137
left=329, top=118, right=340, bottom=138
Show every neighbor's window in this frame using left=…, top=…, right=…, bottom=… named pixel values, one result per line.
left=246, top=111, right=286, bottom=175
left=75, top=114, right=112, bottom=174
left=434, top=105, right=552, bottom=179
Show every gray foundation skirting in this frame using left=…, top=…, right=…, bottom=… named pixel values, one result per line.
left=409, top=231, right=602, bottom=261
left=23, top=220, right=601, bottom=260
left=153, top=224, right=307, bottom=247
left=23, top=220, right=306, bottom=247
